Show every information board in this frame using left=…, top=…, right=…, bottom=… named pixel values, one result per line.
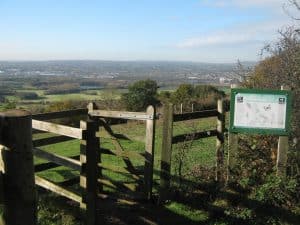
left=229, top=88, right=291, bottom=135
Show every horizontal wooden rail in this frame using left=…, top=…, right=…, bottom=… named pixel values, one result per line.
left=32, top=108, right=88, bottom=120
left=173, top=109, right=218, bottom=122
left=89, top=110, right=154, bottom=121
left=32, top=120, right=84, bottom=139
left=35, top=176, right=81, bottom=203
left=33, top=135, right=75, bottom=147
left=172, top=129, right=218, bottom=144
left=33, top=148, right=81, bottom=171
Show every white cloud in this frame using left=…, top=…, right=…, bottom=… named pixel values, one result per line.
left=176, top=18, right=293, bottom=48
left=204, top=0, right=284, bottom=8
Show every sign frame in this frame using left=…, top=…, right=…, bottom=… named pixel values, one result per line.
left=229, top=88, right=292, bottom=136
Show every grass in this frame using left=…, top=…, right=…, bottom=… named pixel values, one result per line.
left=32, top=115, right=222, bottom=224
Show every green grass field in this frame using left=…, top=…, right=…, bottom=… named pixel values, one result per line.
left=33, top=115, right=222, bottom=224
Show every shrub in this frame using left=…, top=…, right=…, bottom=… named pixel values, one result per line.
left=121, top=79, right=158, bottom=111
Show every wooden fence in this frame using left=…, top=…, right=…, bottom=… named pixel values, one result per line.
left=0, top=102, right=223, bottom=224
left=87, top=103, right=156, bottom=200
left=31, top=108, right=99, bottom=225
left=159, top=99, right=225, bottom=202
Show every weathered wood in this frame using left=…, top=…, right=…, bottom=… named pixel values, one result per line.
left=227, top=84, right=239, bottom=182
left=35, top=175, right=81, bottom=203
left=159, top=103, right=174, bottom=203
left=144, top=105, right=156, bottom=200
left=276, top=85, right=290, bottom=178
left=216, top=99, right=225, bottom=182
left=80, top=119, right=100, bottom=225
left=33, top=135, right=74, bottom=147
left=172, top=129, right=218, bottom=144
left=0, top=110, right=37, bottom=225
left=33, top=148, right=81, bottom=171
left=180, top=103, right=183, bottom=114
left=89, top=110, right=153, bottom=121
left=32, top=108, right=87, bottom=120
left=173, top=109, right=218, bottom=122
left=32, top=119, right=84, bottom=139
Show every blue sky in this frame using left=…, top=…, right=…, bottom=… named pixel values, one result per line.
left=0, top=0, right=297, bottom=62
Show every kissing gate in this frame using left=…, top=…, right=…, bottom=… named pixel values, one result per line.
left=0, top=103, right=156, bottom=225
left=0, top=100, right=225, bottom=225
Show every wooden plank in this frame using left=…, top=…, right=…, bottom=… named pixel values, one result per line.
left=33, top=148, right=81, bottom=171
left=32, top=108, right=87, bottom=120
left=33, top=135, right=74, bottom=147
left=35, top=175, right=81, bottom=203
left=32, top=120, right=84, bottom=139
left=215, top=99, right=225, bottom=182
left=89, top=110, right=153, bottom=121
left=172, top=129, right=218, bottom=144
left=34, top=155, right=80, bottom=172
left=159, top=103, right=174, bottom=203
left=144, top=105, right=156, bottom=200
left=173, top=109, right=218, bottom=122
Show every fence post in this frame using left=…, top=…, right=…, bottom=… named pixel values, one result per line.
left=159, top=103, right=173, bottom=203
left=80, top=118, right=100, bottom=225
left=144, top=105, right=156, bottom=200
left=180, top=103, right=183, bottom=114
left=216, top=98, right=225, bottom=182
left=276, top=85, right=290, bottom=178
left=227, top=84, right=239, bottom=182
left=0, top=110, right=37, bottom=225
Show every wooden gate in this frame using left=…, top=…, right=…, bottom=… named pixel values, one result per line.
left=88, top=103, right=156, bottom=201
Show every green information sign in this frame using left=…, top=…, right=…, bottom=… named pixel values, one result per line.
left=229, top=88, right=292, bottom=135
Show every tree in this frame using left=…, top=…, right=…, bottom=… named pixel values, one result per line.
left=244, top=27, right=300, bottom=177
left=122, top=79, right=158, bottom=111
left=171, top=84, right=194, bottom=105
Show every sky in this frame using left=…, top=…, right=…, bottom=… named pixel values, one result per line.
left=0, top=0, right=298, bottom=62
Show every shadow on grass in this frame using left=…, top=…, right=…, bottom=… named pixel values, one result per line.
left=36, top=168, right=300, bottom=225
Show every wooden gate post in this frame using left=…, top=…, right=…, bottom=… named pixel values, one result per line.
left=227, top=84, right=239, bottom=182
left=80, top=117, right=100, bottom=225
left=276, top=85, right=290, bottom=178
left=159, top=103, right=173, bottom=203
left=144, top=105, right=156, bottom=200
left=0, top=110, right=37, bottom=225
left=216, top=98, right=225, bottom=182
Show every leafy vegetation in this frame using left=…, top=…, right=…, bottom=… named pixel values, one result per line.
left=121, top=79, right=159, bottom=111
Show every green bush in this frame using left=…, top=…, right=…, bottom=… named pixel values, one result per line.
left=121, top=79, right=158, bottom=111
left=253, top=175, right=299, bottom=208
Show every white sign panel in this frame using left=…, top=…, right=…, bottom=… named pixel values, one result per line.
left=233, top=93, right=287, bottom=129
